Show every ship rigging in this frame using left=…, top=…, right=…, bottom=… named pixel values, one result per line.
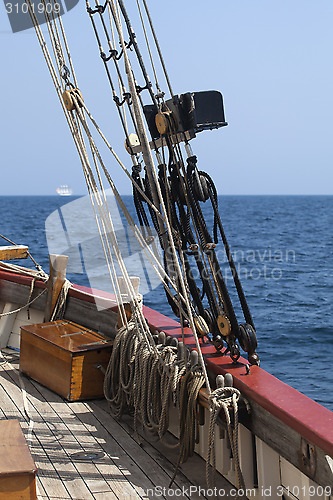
left=24, top=0, right=260, bottom=487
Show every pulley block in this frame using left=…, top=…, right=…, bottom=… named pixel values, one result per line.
left=193, top=171, right=210, bottom=202
left=125, top=133, right=140, bottom=154
left=193, top=315, right=209, bottom=337
left=238, top=323, right=257, bottom=353
left=217, top=313, right=231, bottom=337
left=155, top=110, right=177, bottom=135
left=62, top=88, right=83, bottom=111
left=238, top=323, right=260, bottom=365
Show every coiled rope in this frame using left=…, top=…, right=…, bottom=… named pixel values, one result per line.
left=207, top=387, right=245, bottom=492
left=104, top=320, right=187, bottom=443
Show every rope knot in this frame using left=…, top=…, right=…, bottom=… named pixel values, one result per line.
left=209, top=386, right=240, bottom=410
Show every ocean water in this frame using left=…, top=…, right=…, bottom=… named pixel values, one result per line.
left=0, top=194, right=332, bottom=411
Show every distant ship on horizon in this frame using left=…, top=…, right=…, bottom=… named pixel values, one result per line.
left=56, top=185, right=73, bottom=196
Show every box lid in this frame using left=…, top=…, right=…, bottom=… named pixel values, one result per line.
left=0, top=419, right=37, bottom=476
left=21, top=320, right=113, bottom=353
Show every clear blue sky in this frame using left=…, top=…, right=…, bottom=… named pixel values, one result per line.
left=0, top=0, right=332, bottom=195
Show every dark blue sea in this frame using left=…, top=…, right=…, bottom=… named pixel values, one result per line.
left=1, top=195, right=332, bottom=411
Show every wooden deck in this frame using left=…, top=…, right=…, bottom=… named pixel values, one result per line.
left=0, top=348, right=232, bottom=500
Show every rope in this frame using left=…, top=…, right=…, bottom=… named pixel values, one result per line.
left=206, top=387, right=245, bottom=492
left=135, top=0, right=160, bottom=93
left=0, top=288, right=47, bottom=317
left=50, top=279, right=72, bottom=321
left=141, top=0, right=174, bottom=98
left=111, top=0, right=211, bottom=391
left=169, top=367, right=205, bottom=486
left=104, top=319, right=186, bottom=443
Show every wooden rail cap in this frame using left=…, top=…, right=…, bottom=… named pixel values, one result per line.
left=0, top=245, right=29, bottom=261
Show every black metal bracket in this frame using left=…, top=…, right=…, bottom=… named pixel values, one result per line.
left=113, top=92, right=132, bottom=107
left=87, top=1, right=107, bottom=15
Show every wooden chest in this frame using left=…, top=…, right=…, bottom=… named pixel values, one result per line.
left=20, top=320, right=113, bottom=401
left=0, top=419, right=37, bottom=500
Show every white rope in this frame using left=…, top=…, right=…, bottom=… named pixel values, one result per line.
left=207, top=387, right=245, bottom=492
left=27, top=0, right=211, bottom=394
left=141, top=0, right=174, bottom=98
left=112, top=0, right=211, bottom=392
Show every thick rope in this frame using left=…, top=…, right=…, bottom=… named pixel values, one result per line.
left=207, top=387, right=245, bottom=492
left=50, top=279, right=72, bottom=321
left=104, top=320, right=186, bottom=442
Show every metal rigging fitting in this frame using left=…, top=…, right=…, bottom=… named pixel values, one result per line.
left=100, top=49, right=123, bottom=62
left=86, top=1, right=107, bottom=15
left=114, top=92, right=132, bottom=107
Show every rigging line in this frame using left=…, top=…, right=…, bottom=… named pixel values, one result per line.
left=161, top=138, right=214, bottom=341
left=173, top=142, right=225, bottom=318
left=25, top=0, right=63, bottom=92
left=77, top=97, right=175, bottom=234
left=40, top=0, right=65, bottom=89
left=47, top=0, right=68, bottom=79
left=159, top=151, right=187, bottom=361
left=135, top=0, right=160, bottom=93
left=105, top=1, right=126, bottom=125
left=110, top=0, right=165, bottom=235
left=40, top=0, right=126, bottom=319
left=169, top=137, right=220, bottom=315
left=87, top=150, right=130, bottom=330
left=141, top=0, right=174, bottom=98
left=72, top=100, right=159, bottom=353
left=56, top=2, right=78, bottom=88
left=24, top=0, right=87, bottom=169
left=95, top=0, right=127, bottom=134
left=67, top=108, right=131, bottom=330
left=112, top=0, right=211, bottom=392
left=86, top=0, right=140, bottom=149
left=105, top=0, right=128, bottom=132
left=71, top=94, right=194, bottom=331
left=95, top=0, right=140, bottom=139
left=70, top=113, right=130, bottom=331
left=114, top=0, right=158, bottom=110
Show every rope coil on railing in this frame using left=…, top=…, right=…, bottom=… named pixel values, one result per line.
left=207, top=386, right=245, bottom=493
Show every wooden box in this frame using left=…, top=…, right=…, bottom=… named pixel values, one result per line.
left=20, top=320, right=113, bottom=401
left=0, top=419, right=37, bottom=500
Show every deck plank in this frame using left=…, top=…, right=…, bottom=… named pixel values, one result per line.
left=0, top=349, right=234, bottom=499
left=0, top=361, right=108, bottom=500
left=0, top=365, right=71, bottom=498
left=25, top=380, right=148, bottom=499
left=94, top=399, right=234, bottom=498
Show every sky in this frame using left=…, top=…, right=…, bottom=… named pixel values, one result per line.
left=0, top=0, right=332, bottom=196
